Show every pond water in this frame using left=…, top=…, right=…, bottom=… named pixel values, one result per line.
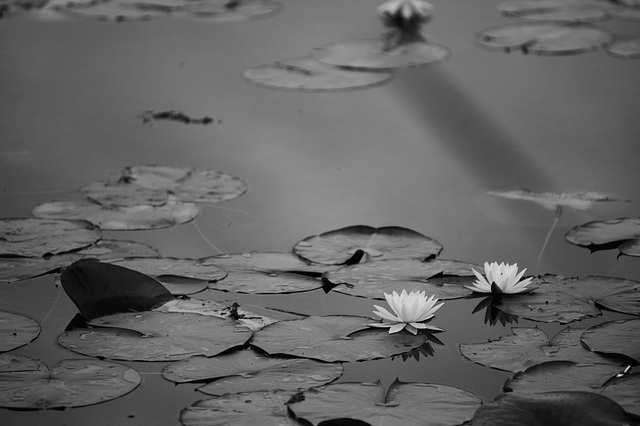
left=0, top=0, right=639, bottom=425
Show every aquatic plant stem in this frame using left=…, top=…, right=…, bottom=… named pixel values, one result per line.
left=40, top=283, right=63, bottom=326
left=536, top=205, right=562, bottom=274
left=192, top=219, right=223, bottom=255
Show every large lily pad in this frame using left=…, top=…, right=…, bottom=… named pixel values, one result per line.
left=250, top=315, right=426, bottom=362
left=0, top=354, right=141, bottom=409
left=0, top=311, right=41, bottom=352
left=581, top=319, right=640, bottom=363
left=565, top=217, right=640, bottom=256
left=58, top=311, right=251, bottom=361
left=288, top=380, right=482, bottom=426
left=459, top=326, right=626, bottom=373
left=0, top=218, right=100, bottom=257
left=497, top=0, right=611, bottom=22
left=324, top=258, right=477, bottom=300
left=162, top=348, right=342, bottom=395
left=293, top=225, right=442, bottom=265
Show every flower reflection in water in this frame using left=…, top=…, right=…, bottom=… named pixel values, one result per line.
left=465, top=262, right=535, bottom=295
left=471, top=295, right=519, bottom=327
left=369, top=289, right=444, bottom=334
left=393, top=333, right=445, bottom=362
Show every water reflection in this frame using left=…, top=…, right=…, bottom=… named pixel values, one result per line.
left=470, top=295, right=519, bottom=327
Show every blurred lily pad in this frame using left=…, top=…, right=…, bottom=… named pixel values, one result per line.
left=162, top=348, right=342, bottom=395
left=288, top=380, right=481, bottom=426
left=54, top=0, right=172, bottom=21
left=565, top=217, right=640, bottom=256
left=59, top=311, right=251, bottom=361
left=487, top=189, right=621, bottom=211
left=476, top=22, right=613, bottom=55
left=0, top=218, right=100, bottom=257
left=244, top=57, right=393, bottom=92
left=497, top=0, right=611, bottom=22
left=293, top=225, right=442, bottom=265
left=250, top=315, right=426, bottom=362
left=460, top=326, right=626, bottom=373
left=581, top=319, right=640, bottom=363
left=0, top=311, right=41, bottom=352
left=182, top=0, right=282, bottom=21
left=0, top=354, right=141, bottom=409
left=324, top=258, right=477, bottom=300
left=32, top=195, right=199, bottom=230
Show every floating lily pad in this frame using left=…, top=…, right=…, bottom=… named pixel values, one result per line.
left=0, top=354, right=141, bottom=409
left=59, top=311, right=251, bottom=361
left=0, top=218, right=100, bottom=257
left=244, top=57, right=392, bottom=92
left=180, top=391, right=299, bottom=426
left=311, top=39, right=450, bottom=71
left=288, top=380, right=481, bottom=426
left=324, top=258, right=477, bottom=300
left=182, top=0, right=282, bottom=21
left=581, top=319, right=640, bottom=363
left=467, top=391, right=635, bottom=426
left=0, top=311, right=41, bottom=352
left=476, top=22, right=613, bottom=55
left=109, top=257, right=227, bottom=282
left=607, top=4, right=640, bottom=21
left=487, top=189, right=621, bottom=211
left=202, top=251, right=336, bottom=276
left=162, top=348, right=342, bottom=395
left=250, top=315, right=425, bottom=362
left=460, top=326, right=626, bottom=373
left=599, top=372, right=640, bottom=417
left=81, top=181, right=169, bottom=207
left=293, top=225, right=442, bottom=265
left=54, top=0, right=172, bottom=21
left=565, top=217, right=640, bottom=256
left=497, top=0, right=611, bottom=22
left=32, top=196, right=199, bottom=230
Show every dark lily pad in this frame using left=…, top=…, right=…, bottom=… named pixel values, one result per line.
left=476, top=22, right=614, bottom=55
left=0, top=354, right=141, bottom=409
left=54, top=0, right=172, bottom=21
left=497, top=0, right=611, bottom=22
left=565, top=217, right=640, bottom=255
left=460, top=326, right=626, bottom=373
left=162, top=348, right=342, bottom=395
left=293, top=225, right=442, bottom=265
left=581, top=319, right=640, bottom=363
left=288, top=380, right=482, bottom=426
left=0, top=311, right=41, bottom=352
left=182, top=0, right=283, bottom=21
left=0, top=218, right=100, bottom=257
left=250, top=315, right=426, bottom=362
left=244, top=57, right=393, bottom=92
left=58, top=311, right=251, bottom=361
left=324, top=258, right=477, bottom=300
left=31, top=196, right=199, bottom=230
left=467, top=391, right=635, bottom=426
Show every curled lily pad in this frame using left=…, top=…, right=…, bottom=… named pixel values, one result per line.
left=293, top=225, right=442, bottom=265
left=581, top=319, right=640, bottom=363
left=288, top=380, right=482, bottom=426
left=250, top=315, right=426, bottom=362
left=0, top=311, right=41, bottom=352
left=565, top=217, right=640, bottom=256
left=162, top=348, right=342, bottom=395
left=244, top=57, right=392, bottom=92
left=0, top=218, right=100, bottom=257
left=476, top=22, right=613, bottom=55
left=58, top=311, right=251, bottom=361
left=182, top=0, right=283, bottom=21
left=497, top=0, right=611, bottom=22
left=0, top=354, right=141, bottom=409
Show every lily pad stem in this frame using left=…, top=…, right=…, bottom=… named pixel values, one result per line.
left=536, top=205, right=562, bottom=274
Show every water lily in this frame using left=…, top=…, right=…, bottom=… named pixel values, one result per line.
left=377, top=0, right=434, bottom=23
left=369, top=289, right=443, bottom=334
left=465, top=262, right=534, bottom=295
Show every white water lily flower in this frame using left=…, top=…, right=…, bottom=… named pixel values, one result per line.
left=377, top=0, right=434, bottom=22
left=369, top=289, right=443, bottom=334
left=465, top=262, right=534, bottom=294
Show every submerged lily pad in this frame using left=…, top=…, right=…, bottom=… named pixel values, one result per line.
left=244, top=57, right=392, bottom=92
left=581, top=319, right=640, bottom=363
left=497, top=0, right=611, bottom=22
left=288, top=380, right=482, bottom=426
left=293, top=225, right=442, bottom=265
left=251, top=315, right=426, bottom=362
left=162, top=348, right=342, bottom=395
left=182, top=0, right=282, bottom=21
left=565, top=217, right=640, bottom=256
left=0, top=218, right=100, bottom=257
left=476, top=22, right=613, bottom=55
left=0, top=311, right=41, bottom=352
left=0, top=354, right=141, bottom=409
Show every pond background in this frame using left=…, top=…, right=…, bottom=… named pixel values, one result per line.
left=0, top=0, right=639, bottom=424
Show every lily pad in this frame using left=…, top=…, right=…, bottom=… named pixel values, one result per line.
left=476, top=22, right=613, bottom=55
left=162, top=348, right=342, bottom=395
left=250, top=315, right=426, bottom=362
left=81, top=181, right=169, bottom=207
left=244, top=57, right=393, bottom=92
left=109, top=256, right=227, bottom=282
left=565, top=217, right=640, bottom=255
left=467, top=391, right=635, bottom=426
left=293, top=225, right=442, bottom=265
left=459, top=326, right=626, bottom=373
left=0, top=218, right=100, bottom=257
left=581, top=319, right=640, bottom=363
left=0, top=354, right=141, bottom=409
left=58, top=311, right=251, bottom=361
left=288, top=380, right=482, bottom=426
left=202, top=251, right=336, bottom=276
left=324, top=258, right=477, bottom=300
left=182, top=0, right=283, bottom=21
left=0, top=311, right=41, bottom=352
left=311, top=39, right=450, bottom=72
left=31, top=195, right=199, bottom=230
left=487, top=189, right=621, bottom=211
left=54, top=0, right=172, bottom=21
left=497, top=0, right=611, bottom=22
